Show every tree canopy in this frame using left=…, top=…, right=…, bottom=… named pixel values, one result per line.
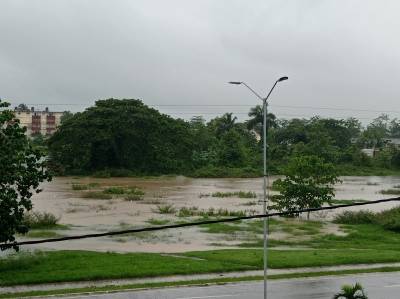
left=270, top=155, right=340, bottom=218
left=48, top=99, right=197, bottom=174
left=0, top=100, right=51, bottom=250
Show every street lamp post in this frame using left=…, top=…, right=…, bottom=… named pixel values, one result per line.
left=229, top=77, right=288, bottom=299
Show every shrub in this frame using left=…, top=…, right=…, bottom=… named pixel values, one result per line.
left=380, top=189, right=400, bottom=195
left=177, top=207, right=247, bottom=218
left=333, top=210, right=375, bottom=225
left=178, top=206, right=199, bottom=217
left=199, top=193, right=210, bottom=198
left=201, top=208, right=246, bottom=217
left=156, top=204, right=176, bottom=214
left=127, top=187, right=145, bottom=196
left=237, top=191, right=257, bottom=198
left=81, top=192, right=112, bottom=200
left=147, top=218, right=170, bottom=225
left=211, top=192, right=233, bottom=198
left=103, top=187, right=125, bottom=194
left=376, top=207, right=400, bottom=232
left=23, top=212, right=59, bottom=229
left=211, top=191, right=257, bottom=198
left=334, top=206, right=400, bottom=232
left=88, top=182, right=100, bottom=188
left=71, top=184, right=88, bottom=191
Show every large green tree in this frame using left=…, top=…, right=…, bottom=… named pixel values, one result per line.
left=271, top=155, right=340, bottom=218
left=48, top=99, right=195, bottom=175
left=0, top=101, right=51, bottom=250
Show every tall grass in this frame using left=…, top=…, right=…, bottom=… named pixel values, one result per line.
left=102, top=186, right=145, bottom=199
left=23, top=212, right=60, bottom=229
left=103, top=187, right=125, bottom=194
left=177, top=207, right=247, bottom=218
left=71, top=184, right=88, bottom=191
left=333, top=210, right=375, bottom=225
left=334, top=206, right=400, bottom=232
left=72, top=183, right=100, bottom=191
left=380, top=189, right=400, bottom=195
left=211, top=191, right=257, bottom=199
left=156, top=204, right=176, bottom=214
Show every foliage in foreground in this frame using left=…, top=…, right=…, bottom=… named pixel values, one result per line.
left=333, top=282, right=368, bottom=299
left=0, top=101, right=51, bottom=251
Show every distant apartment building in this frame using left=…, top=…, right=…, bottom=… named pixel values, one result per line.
left=14, top=106, right=63, bottom=137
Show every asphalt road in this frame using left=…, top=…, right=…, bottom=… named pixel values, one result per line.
left=62, top=272, right=400, bottom=299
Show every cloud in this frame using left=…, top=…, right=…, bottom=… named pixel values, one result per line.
left=1, top=0, right=400, bottom=122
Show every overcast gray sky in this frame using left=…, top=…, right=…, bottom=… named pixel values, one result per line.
left=1, top=0, right=399, bottom=123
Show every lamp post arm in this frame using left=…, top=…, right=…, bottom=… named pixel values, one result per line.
left=241, top=82, right=264, bottom=101
left=264, top=80, right=279, bottom=103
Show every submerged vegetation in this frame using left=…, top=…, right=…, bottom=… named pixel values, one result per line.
left=22, top=212, right=60, bottom=229
left=177, top=207, right=249, bottom=218
left=380, top=189, right=400, bottom=195
left=334, top=206, right=400, bottom=232
left=71, top=183, right=145, bottom=201
left=211, top=191, right=257, bottom=198
left=155, top=204, right=177, bottom=214
left=81, top=192, right=112, bottom=200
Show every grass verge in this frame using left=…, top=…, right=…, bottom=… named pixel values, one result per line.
left=2, top=248, right=400, bottom=287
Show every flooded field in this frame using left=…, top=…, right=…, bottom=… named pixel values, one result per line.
left=16, top=176, right=400, bottom=253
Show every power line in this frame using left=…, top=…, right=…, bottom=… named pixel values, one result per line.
left=2, top=197, right=399, bottom=250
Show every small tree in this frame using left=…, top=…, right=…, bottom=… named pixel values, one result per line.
left=333, top=283, right=368, bottom=299
left=0, top=100, right=51, bottom=251
left=271, top=155, right=340, bottom=219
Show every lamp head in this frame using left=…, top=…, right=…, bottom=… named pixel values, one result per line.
left=228, top=81, right=242, bottom=85
left=278, top=76, right=288, bottom=82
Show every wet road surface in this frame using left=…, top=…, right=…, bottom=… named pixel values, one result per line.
left=60, top=272, right=400, bottom=299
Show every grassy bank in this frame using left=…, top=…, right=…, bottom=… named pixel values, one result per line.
left=4, top=214, right=400, bottom=287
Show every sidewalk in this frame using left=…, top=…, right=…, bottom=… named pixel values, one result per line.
left=2, top=262, right=400, bottom=294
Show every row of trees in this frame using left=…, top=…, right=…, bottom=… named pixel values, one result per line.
left=45, top=99, right=400, bottom=176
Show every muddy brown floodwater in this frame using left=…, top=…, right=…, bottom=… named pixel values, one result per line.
left=14, top=175, right=400, bottom=253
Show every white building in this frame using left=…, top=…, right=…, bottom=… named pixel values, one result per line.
left=14, top=107, right=63, bottom=137
left=385, top=138, right=400, bottom=148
